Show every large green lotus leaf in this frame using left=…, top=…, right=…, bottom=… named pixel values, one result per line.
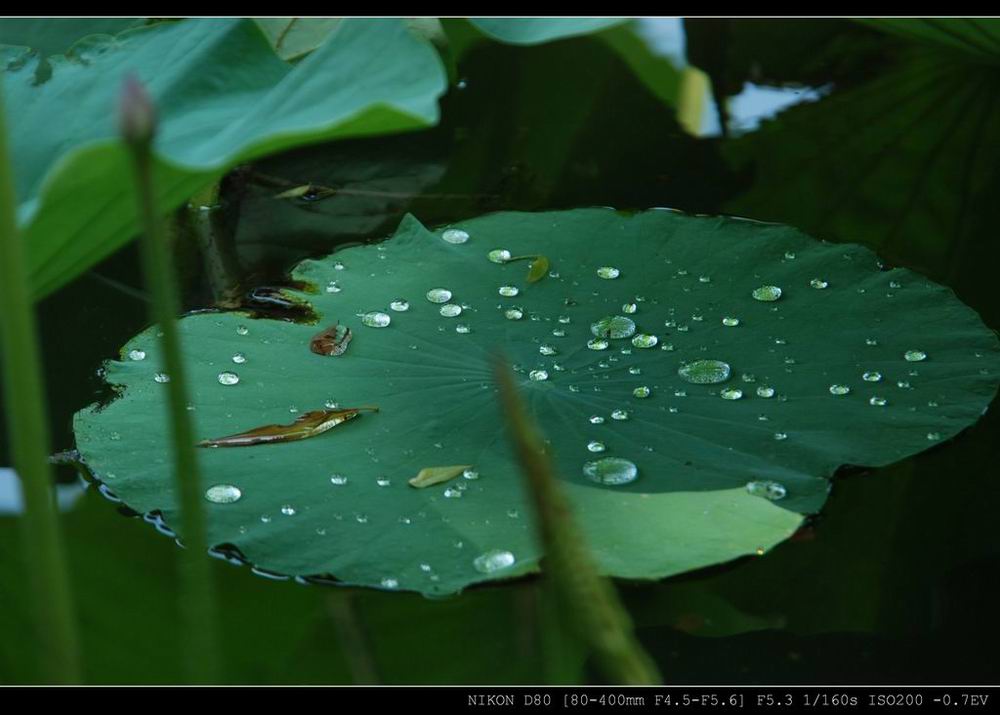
left=3, top=17, right=446, bottom=299
left=723, top=32, right=1000, bottom=275
left=73, top=209, right=1000, bottom=595
left=0, top=17, right=146, bottom=56
left=861, top=18, right=1000, bottom=59
left=468, top=18, right=625, bottom=45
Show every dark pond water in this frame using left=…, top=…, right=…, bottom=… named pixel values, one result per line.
left=1, top=19, right=998, bottom=684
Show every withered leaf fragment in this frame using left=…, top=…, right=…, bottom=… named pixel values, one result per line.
left=311, top=322, right=352, bottom=356
left=273, top=184, right=313, bottom=200
left=197, top=407, right=378, bottom=447
left=526, top=255, right=549, bottom=283
left=408, top=465, right=473, bottom=488
left=507, top=254, right=550, bottom=284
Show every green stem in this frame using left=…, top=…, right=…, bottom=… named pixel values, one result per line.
left=123, top=93, right=221, bottom=684
left=493, top=358, right=662, bottom=685
left=0, top=89, right=82, bottom=683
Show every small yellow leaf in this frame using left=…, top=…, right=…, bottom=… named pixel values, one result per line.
left=527, top=255, right=549, bottom=283
left=408, top=465, right=472, bottom=488
left=274, top=184, right=313, bottom=200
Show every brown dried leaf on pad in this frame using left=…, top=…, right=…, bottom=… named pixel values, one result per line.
left=197, top=406, right=377, bottom=447
left=311, top=322, right=352, bottom=356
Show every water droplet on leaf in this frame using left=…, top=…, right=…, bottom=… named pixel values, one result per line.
left=583, top=457, right=638, bottom=486
left=442, top=228, right=469, bottom=244
left=746, top=480, right=786, bottom=500
left=473, top=549, right=515, bottom=573
left=361, top=311, right=391, bottom=328
left=591, top=316, right=636, bottom=339
left=678, top=359, right=731, bottom=384
left=205, top=484, right=241, bottom=503
left=752, top=285, right=782, bottom=302
left=426, top=288, right=452, bottom=304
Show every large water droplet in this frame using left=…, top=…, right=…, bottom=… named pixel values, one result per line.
left=904, top=350, right=927, bottom=362
left=473, top=549, right=516, bottom=573
left=678, top=359, right=731, bottom=384
left=746, top=480, right=787, bottom=500
left=361, top=311, right=391, bottom=328
left=426, top=288, right=452, bottom=304
left=439, top=304, right=462, bottom=317
left=591, top=316, right=636, bottom=339
left=752, top=285, right=782, bottom=302
left=583, top=457, right=638, bottom=486
left=218, top=371, right=239, bottom=386
left=596, top=266, right=620, bottom=279
left=390, top=299, right=410, bottom=312
left=631, top=334, right=658, bottom=349
left=205, top=484, right=241, bottom=503
left=442, top=228, right=469, bottom=244
left=498, top=285, right=519, bottom=297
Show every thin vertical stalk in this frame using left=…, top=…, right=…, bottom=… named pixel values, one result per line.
left=0, top=90, right=82, bottom=682
left=182, top=179, right=245, bottom=309
left=493, top=358, right=662, bottom=685
left=119, top=77, right=220, bottom=683
left=325, top=590, right=381, bottom=684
